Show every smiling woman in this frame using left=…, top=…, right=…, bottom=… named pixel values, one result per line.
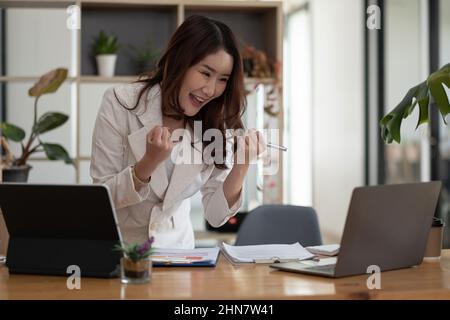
left=113, top=15, right=247, bottom=169
left=179, top=49, right=233, bottom=117
left=179, top=50, right=233, bottom=117
left=90, top=15, right=266, bottom=249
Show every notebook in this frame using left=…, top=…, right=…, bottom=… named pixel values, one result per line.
left=220, top=242, right=314, bottom=264
left=151, top=247, right=220, bottom=267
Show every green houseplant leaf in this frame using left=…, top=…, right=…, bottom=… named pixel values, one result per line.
left=28, top=68, right=68, bottom=97
left=93, top=30, right=120, bottom=55
left=428, top=65, right=450, bottom=121
left=1, top=122, right=26, bottom=142
left=380, top=63, right=450, bottom=143
left=1, top=68, right=73, bottom=170
left=33, top=112, right=69, bottom=135
left=42, top=143, right=74, bottom=165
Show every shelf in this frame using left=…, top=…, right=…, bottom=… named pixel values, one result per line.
left=81, top=0, right=280, bottom=8
left=184, top=7, right=278, bottom=60
left=0, top=76, right=77, bottom=83
left=2, top=0, right=283, bottom=194
left=79, top=75, right=138, bottom=83
left=79, top=75, right=276, bottom=84
left=0, top=75, right=276, bottom=84
left=0, top=0, right=74, bottom=8
left=0, top=75, right=277, bottom=88
left=81, top=0, right=179, bottom=7
left=81, top=5, right=177, bottom=76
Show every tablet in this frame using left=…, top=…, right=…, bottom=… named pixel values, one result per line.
left=0, top=183, right=123, bottom=278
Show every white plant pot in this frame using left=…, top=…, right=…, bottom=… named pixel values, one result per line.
left=96, top=54, right=117, bottom=77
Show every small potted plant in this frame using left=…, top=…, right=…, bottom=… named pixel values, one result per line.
left=92, top=30, right=120, bottom=77
left=128, top=38, right=160, bottom=75
left=114, top=236, right=154, bottom=284
left=0, top=68, right=73, bottom=182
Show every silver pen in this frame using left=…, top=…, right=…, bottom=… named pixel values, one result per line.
left=267, top=142, right=288, bottom=152
left=172, top=135, right=288, bottom=151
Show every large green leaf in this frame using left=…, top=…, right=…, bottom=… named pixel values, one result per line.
left=380, top=63, right=450, bottom=143
left=33, top=112, right=68, bottom=135
left=28, top=68, right=68, bottom=97
left=42, top=143, right=74, bottom=165
left=380, top=83, right=422, bottom=143
left=428, top=64, right=450, bottom=123
left=1, top=122, right=26, bottom=142
left=416, top=81, right=430, bottom=128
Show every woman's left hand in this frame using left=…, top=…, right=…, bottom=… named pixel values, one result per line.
left=234, top=129, right=266, bottom=166
left=224, top=129, right=266, bottom=208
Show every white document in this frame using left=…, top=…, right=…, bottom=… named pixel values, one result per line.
left=151, top=247, right=220, bottom=265
left=221, top=242, right=315, bottom=264
left=305, top=244, right=340, bottom=256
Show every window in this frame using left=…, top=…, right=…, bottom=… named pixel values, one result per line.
left=285, top=5, right=312, bottom=206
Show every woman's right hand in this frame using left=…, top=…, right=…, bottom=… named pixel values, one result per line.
left=145, top=126, right=174, bottom=165
left=134, top=126, right=173, bottom=183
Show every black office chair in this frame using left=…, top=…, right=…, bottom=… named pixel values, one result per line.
left=235, top=204, right=323, bottom=246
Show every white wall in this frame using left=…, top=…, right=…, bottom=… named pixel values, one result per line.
left=310, top=0, right=365, bottom=243
left=6, top=8, right=73, bottom=76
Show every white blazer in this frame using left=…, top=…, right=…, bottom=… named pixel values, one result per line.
left=90, top=82, right=242, bottom=249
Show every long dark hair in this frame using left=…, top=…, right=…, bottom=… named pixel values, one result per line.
left=118, top=15, right=246, bottom=169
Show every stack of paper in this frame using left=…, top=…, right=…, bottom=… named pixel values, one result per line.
left=151, top=247, right=220, bottom=267
left=305, top=244, right=340, bottom=256
left=221, top=242, right=315, bottom=264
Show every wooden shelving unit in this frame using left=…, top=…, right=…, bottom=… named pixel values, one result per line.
left=0, top=0, right=284, bottom=202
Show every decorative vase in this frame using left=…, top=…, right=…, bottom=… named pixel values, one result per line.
left=2, top=165, right=32, bottom=182
left=120, top=256, right=152, bottom=284
left=96, top=54, right=117, bottom=77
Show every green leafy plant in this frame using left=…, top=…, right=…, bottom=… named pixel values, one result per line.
left=128, top=39, right=160, bottom=73
left=114, top=237, right=154, bottom=262
left=0, top=68, right=73, bottom=167
left=92, top=30, right=120, bottom=55
left=380, top=63, right=450, bottom=143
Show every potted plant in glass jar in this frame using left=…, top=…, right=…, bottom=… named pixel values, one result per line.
left=114, top=236, right=154, bottom=284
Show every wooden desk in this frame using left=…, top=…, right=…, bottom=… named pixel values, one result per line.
left=1, top=250, right=450, bottom=299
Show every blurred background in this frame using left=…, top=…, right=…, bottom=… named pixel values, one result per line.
left=1, top=0, right=449, bottom=248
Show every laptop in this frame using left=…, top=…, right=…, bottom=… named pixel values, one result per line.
left=0, top=183, right=123, bottom=278
left=270, top=181, right=442, bottom=278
